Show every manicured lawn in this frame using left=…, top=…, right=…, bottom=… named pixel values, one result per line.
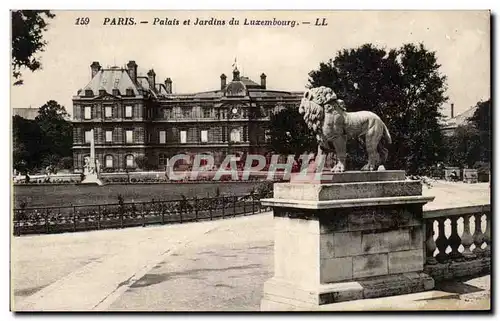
left=13, top=182, right=263, bottom=208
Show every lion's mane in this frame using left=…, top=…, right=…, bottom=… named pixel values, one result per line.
left=300, top=86, right=338, bottom=135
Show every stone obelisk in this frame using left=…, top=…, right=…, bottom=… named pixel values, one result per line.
left=81, top=128, right=103, bottom=185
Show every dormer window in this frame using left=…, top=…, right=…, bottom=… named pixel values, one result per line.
left=99, top=89, right=106, bottom=96
left=112, top=88, right=120, bottom=96
left=126, top=88, right=135, bottom=96
left=85, top=89, right=94, bottom=97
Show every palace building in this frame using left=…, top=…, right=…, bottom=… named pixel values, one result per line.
left=72, top=61, right=303, bottom=172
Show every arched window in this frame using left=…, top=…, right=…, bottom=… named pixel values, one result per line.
left=105, top=155, right=114, bottom=168
left=230, top=128, right=241, bottom=143
left=158, top=153, right=168, bottom=166
left=125, top=154, right=134, bottom=168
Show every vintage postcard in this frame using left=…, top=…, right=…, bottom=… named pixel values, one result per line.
left=10, top=10, right=491, bottom=312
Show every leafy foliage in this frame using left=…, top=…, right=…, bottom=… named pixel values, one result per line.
left=445, top=124, right=480, bottom=168
left=468, top=99, right=491, bottom=163
left=11, top=10, right=55, bottom=85
left=308, top=43, right=448, bottom=174
left=13, top=101, right=73, bottom=173
left=135, top=155, right=149, bottom=170
left=445, top=98, right=491, bottom=168
left=268, top=107, right=317, bottom=161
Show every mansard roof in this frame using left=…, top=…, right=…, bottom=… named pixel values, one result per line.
left=77, top=67, right=150, bottom=98
left=442, top=106, right=477, bottom=129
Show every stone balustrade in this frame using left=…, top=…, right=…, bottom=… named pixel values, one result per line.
left=424, top=205, right=491, bottom=281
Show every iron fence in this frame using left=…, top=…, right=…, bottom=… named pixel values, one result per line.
left=13, top=192, right=271, bottom=236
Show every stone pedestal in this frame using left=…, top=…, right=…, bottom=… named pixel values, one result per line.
left=81, top=173, right=104, bottom=186
left=260, top=170, right=435, bottom=311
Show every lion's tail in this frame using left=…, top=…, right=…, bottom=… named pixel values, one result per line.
left=382, top=123, right=392, bottom=145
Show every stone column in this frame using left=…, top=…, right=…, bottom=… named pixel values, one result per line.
left=260, top=170, right=435, bottom=311
left=81, top=128, right=104, bottom=186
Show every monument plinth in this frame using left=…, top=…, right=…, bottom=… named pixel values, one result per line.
left=81, top=128, right=104, bottom=186
left=260, top=170, right=435, bottom=311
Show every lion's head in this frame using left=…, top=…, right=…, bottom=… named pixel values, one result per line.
left=299, top=86, right=344, bottom=135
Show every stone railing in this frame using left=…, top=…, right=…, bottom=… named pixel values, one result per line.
left=424, top=205, right=491, bottom=281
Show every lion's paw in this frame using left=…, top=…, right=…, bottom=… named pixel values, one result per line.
left=331, top=163, right=345, bottom=173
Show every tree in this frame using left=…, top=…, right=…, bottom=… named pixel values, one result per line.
left=268, top=107, right=317, bottom=163
left=11, top=10, right=55, bottom=85
left=12, top=115, right=44, bottom=172
left=446, top=124, right=481, bottom=168
left=308, top=43, right=448, bottom=174
left=469, top=99, right=491, bottom=163
left=35, top=100, right=73, bottom=165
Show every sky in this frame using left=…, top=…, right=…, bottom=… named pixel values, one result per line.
left=10, top=10, right=490, bottom=118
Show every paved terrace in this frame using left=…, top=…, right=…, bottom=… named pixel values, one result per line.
left=11, top=181, right=491, bottom=311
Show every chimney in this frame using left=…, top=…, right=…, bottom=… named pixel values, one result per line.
left=165, top=78, right=172, bottom=94
left=451, top=103, right=454, bottom=118
left=90, top=61, right=101, bottom=79
left=147, top=69, right=156, bottom=89
left=260, top=73, right=267, bottom=89
left=126, top=60, right=138, bottom=84
left=232, top=67, right=240, bottom=81
left=220, top=74, right=227, bottom=90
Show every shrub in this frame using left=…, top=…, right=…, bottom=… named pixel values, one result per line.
left=58, top=157, right=73, bottom=170
left=135, top=155, right=149, bottom=170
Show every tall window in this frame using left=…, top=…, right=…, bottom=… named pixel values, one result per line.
left=126, top=154, right=134, bottom=168
left=180, top=130, right=187, bottom=144
left=125, top=105, right=133, bottom=118
left=105, top=130, right=113, bottom=143
left=230, top=128, right=241, bottom=143
left=84, top=130, right=92, bottom=143
left=243, top=126, right=248, bottom=142
left=125, top=130, right=133, bottom=143
left=105, top=106, right=112, bottom=118
left=221, top=126, right=227, bottom=142
left=84, top=106, right=92, bottom=119
left=159, top=130, right=166, bottom=144
left=200, top=130, right=208, bottom=143
left=105, top=155, right=113, bottom=168
left=159, top=153, right=168, bottom=166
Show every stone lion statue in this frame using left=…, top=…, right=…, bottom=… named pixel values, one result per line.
left=298, top=86, right=392, bottom=172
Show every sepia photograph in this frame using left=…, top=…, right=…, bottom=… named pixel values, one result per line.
left=9, top=8, right=491, bottom=312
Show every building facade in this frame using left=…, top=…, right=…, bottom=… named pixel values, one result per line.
left=72, top=61, right=303, bottom=172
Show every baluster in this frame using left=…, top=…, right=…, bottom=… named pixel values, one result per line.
left=448, top=216, right=463, bottom=261
left=251, top=192, right=255, bottom=214
left=233, top=195, right=237, bottom=217
left=434, top=218, right=449, bottom=263
left=473, top=213, right=485, bottom=256
left=425, top=219, right=437, bottom=265
left=461, top=214, right=475, bottom=259
left=483, top=211, right=491, bottom=256
left=194, top=197, right=199, bottom=221
left=45, top=209, right=50, bottom=234
left=222, top=197, right=225, bottom=218
left=161, top=203, right=165, bottom=225
left=142, top=202, right=146, bottom=227
left=73, top=206, right=77, bottom=232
